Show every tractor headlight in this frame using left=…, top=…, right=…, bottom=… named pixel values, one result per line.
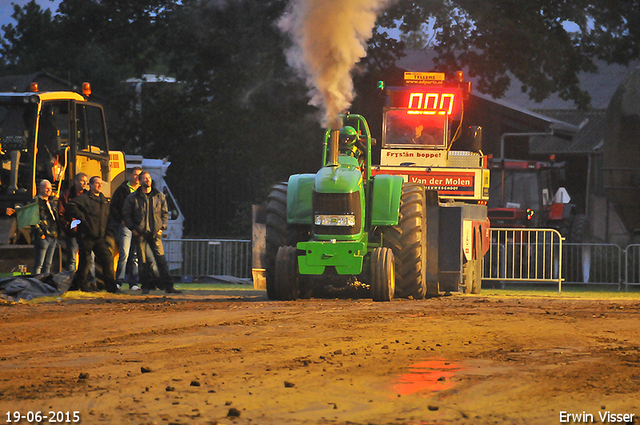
left=314, top=214, right=356, bottom=227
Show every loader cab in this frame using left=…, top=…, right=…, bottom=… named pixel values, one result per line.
left=0, top=89, right=111, bottom=210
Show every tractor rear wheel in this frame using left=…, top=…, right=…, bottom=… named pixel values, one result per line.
left=275, top=246, right=299, bottom=300
left=371, top=247, right=395, bottom=301
left=383, top=183, right=427, bottom=299
left=264, top=183, right=309, bottom=300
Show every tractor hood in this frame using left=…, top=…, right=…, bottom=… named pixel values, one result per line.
left=315, top=158, right=363, bottom=194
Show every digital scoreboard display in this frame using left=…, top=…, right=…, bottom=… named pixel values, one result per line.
left=388, top=88, right=462, bottom=117
left=383, top=73, right=466, bottom=148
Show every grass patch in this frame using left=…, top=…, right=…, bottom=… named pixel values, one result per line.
left=481, top=283, right=640, bottom=300
left=1, top=282, right=260, bottom=305
left=172, top=283, right=257, bottom=291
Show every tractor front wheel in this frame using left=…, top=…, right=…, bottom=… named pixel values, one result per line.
left=275, top=246, right=300, bottom=300
left=371, top=247, right=395, bottom=302
left=384, top=183, right=426, bottom=299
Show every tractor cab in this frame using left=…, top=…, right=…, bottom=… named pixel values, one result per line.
left=487, top=158, right=575, bottom=230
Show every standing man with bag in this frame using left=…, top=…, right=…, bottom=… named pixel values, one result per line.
left=58, top=172, right=88, bottom=273
left=67, top=176, right=119, bottom=293
left=123, top=171, right=180, bottom=294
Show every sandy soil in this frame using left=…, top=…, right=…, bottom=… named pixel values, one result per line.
left=1, top=289, right=640, bottom=425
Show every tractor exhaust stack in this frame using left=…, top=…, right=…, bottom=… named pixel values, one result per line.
left=328, top=129, right=340, bottom=166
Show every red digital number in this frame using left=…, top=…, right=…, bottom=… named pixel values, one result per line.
left=407, top=92, right=455, bottom=115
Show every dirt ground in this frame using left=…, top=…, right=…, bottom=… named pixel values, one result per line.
left=2, top=288, right=640, bottom=425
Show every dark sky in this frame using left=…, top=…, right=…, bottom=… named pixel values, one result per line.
left=0, top=0, right=61, bottom=28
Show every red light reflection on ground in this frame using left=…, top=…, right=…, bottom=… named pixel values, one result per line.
left=393, top=359, right=462, bottom=396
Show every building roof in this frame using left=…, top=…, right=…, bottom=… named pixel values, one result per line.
left=529, top=109, right=606, bottom=154
left=473, top=92, right=580, bottom=135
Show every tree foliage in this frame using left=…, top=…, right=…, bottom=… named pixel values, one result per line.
left=2, top=0, right=639, bottom=235
left=378, top=0, right=640, bottom=109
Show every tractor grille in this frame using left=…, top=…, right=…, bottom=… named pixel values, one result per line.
left=313, top=191, right=361, bottom=236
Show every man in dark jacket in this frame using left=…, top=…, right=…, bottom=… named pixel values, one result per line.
left=67, top=176, right=119, bottom=293
left=32, top=179, right=58, bottom=275
left=109, top=166, right=142, bottom=289
left=123, top=171, right=180, bottom=294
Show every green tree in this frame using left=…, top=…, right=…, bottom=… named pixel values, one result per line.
left=4, top=0, right=640, bottom=235
left=377, top=0, right=640, bottom=109
left=143, top=0, right=322, bottom=236
left=0, top=1, right=58, bottom=72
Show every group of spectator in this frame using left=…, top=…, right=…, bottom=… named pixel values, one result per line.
left=25, top=167, right=180, bottom=295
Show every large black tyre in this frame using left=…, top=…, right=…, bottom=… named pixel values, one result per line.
left=569, top=214, right=589, bottom=243
left=383, top=183, right=427, bottom=299
left=371, top=247, right=395, bottom=301
left=264, top=183, right=309, bottom=300
left=275, top=246, right=300, bottom=300
left=265, top=183, right=288, bottom=299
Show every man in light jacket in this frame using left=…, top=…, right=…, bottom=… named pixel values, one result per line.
left=123, top=171, right=180, bottom=294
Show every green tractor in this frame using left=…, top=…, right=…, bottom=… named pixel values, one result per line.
left=256, top=72, right=490, bottom=301
left=264, top=113, right=428, bottom=301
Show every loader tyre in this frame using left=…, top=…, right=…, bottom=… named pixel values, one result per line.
left=569, top=214, right=589, bottom=243
left=371, top=247, right=395, bottom=302
left=384, top=183, right=427, bottom=299
left=275, top=246, right=299, bottom=300
left=265, top=183, right=309, bottom=300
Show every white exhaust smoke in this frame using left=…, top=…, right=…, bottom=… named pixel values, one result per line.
left=278, top=0, right=392, bottom=128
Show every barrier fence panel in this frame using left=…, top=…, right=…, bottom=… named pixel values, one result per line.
left=563, top=243, right=622, bottom=288
left=163, top=238, right=637, bottom=289
left=625, top=244, right=640, bottom=290
left=483, top=228, right=563, bottom=292
left=163, top=239, right=252, bottom=279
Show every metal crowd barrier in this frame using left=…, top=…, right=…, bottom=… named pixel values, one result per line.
left=625, top=244, right=640, bottom=290
left=563, top=243, right=622, bottom=288
left=483, top=232, right=628, bottom=291
left=163, top=239, right=252, bottom=279
left=162, top=237, right=640, bottom=291
left=483, top=228, right=564, bottom=292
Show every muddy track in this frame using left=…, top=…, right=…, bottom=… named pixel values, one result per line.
left=1, top=291, right=640, bottom=424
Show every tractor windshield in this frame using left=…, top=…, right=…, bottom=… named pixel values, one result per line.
left=0, top=98, right=77, bottom=201
left=488, top=169, right=541, bottom=212
left=0, top=99, right=37, bottom=199
left=383, top=110, right=447, bottom=148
